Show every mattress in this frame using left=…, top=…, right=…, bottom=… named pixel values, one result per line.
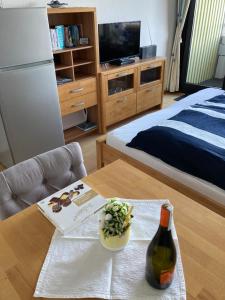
left=106, top=88, right=225, bottom=206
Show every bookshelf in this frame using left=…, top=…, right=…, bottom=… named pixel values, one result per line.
left=47, top=8, right=99, bottom=142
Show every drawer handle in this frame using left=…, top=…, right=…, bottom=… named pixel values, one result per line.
left=117, top=97, right=127, bottom=103
left=69, top=88, right=84, bottom=94
left=146, top=89, right=153, bottom=93
left=116, top=72, right=129, bottom=78
left=71, top=101, right=85, bottom=108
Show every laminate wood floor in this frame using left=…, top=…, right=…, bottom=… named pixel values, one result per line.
left=78, top=92, right=181, bottom=174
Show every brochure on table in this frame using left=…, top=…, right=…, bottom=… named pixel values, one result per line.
left=38, top=180, right=106, bottom=235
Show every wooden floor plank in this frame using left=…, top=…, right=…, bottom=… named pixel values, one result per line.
left=0, top=275, right=21, bottom=300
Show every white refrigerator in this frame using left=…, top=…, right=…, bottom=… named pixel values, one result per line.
left=0, top=7, right=65, bottom=167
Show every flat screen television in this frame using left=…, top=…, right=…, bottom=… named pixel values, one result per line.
left=98, top=21, right=141, bottom=64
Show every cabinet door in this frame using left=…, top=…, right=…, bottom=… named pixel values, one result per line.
left=137, top=84, right=162, bottom=113
left=106, top=69, right=137, bottom=100
left=0, top=8, right=52, bottom=68
left=106, top=94, right=137, bottom=126
left=138, top=61, right=163, bottom=90
left=0, top=63, right=64, bottom=163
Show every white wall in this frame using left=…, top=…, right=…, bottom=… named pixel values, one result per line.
left=1, top=0, right=176, bottom=60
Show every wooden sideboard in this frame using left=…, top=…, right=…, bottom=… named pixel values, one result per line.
left=47, top=8, right=100, bottom=142
left=47, top=8, right=165, bottom=140
left=99, top=57, right=165, bottom=133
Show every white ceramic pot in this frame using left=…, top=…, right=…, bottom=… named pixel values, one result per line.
left=99, top=226, right=131, bottom=251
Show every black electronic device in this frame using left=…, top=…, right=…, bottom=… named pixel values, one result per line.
left=98, top=21, right=141, bottom=64
left=109, top=57, right=135, bottom=66
left=140, top=45, right=157, bottom=59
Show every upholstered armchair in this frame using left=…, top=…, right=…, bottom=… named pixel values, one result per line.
left=0, top=143, right=86, bottom=220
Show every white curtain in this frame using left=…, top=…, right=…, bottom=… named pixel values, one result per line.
left=166, top=0, right=191, bottom=92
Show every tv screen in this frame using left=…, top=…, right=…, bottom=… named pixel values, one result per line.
left=98, top=21, right=141, bottom=64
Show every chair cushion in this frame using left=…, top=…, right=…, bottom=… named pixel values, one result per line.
left=0, top=142, right=86, bottom=220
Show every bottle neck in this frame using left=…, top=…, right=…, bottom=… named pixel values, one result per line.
left=159, top=204, right=173, bottom=231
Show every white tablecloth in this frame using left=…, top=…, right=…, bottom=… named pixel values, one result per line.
left=34, top=199, right=186, bottom=299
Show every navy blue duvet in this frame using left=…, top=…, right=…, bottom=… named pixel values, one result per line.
left=127, top=94, right=225, bottom=190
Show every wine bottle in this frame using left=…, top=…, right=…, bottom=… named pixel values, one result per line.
left=145, top=203, right=177, bottom=289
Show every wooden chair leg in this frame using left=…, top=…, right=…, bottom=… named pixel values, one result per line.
left=0, top=163, right=6, bottom=171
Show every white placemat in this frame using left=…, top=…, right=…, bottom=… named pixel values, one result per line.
left=34, top=199, right=186, bottom=299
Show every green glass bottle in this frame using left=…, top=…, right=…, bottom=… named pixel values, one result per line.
left=145, top=203, right=177, bottom=289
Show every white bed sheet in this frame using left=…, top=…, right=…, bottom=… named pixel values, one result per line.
left=106, top=88, right=225, bottom=206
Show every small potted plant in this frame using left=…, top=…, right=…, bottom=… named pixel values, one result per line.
left=99, top=198, right=133, bottom=251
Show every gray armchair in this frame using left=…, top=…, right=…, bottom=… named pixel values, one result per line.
left=0, top=142, right=86, bottom=220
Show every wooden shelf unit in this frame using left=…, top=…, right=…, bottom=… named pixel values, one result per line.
left=53, top=45, right=94, bottom=55
left=73, top=60, right=94, bottom=67
left=47, top=7, right=100, bottom=142
left=64, top=126, right=97, bottom=143
left=99, top=57, right=166, bottom=133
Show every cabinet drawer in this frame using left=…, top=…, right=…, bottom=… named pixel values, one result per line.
left=60, top=92, right=97, bottom=116
left=58, top=78, right=96, bottom=102
left=140, top=61, right=163, bottom=71
left=105, top=93, right=136, bottom=126
left=107, top=68, right=134, bottom=81
left=137, top=84, right=162, bottom=113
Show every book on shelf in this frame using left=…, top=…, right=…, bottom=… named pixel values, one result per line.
left=55, top=25, right=65, bottom=49
left=77, top=24, right=83, bottom=38
left=65, top=26, right=73, bottom=48
left=50, top=29, right=59, bottom=51
left=67, top=25, right=80, bottom=47
left=38, top=180, right=106, bottom=235
left=50, top=23, right=84, bottom=51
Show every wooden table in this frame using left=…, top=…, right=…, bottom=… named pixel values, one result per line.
left=0, top=160, right=225, bottom=300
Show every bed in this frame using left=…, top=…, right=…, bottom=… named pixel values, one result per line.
left=96, top=88, right=225, bottom=216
